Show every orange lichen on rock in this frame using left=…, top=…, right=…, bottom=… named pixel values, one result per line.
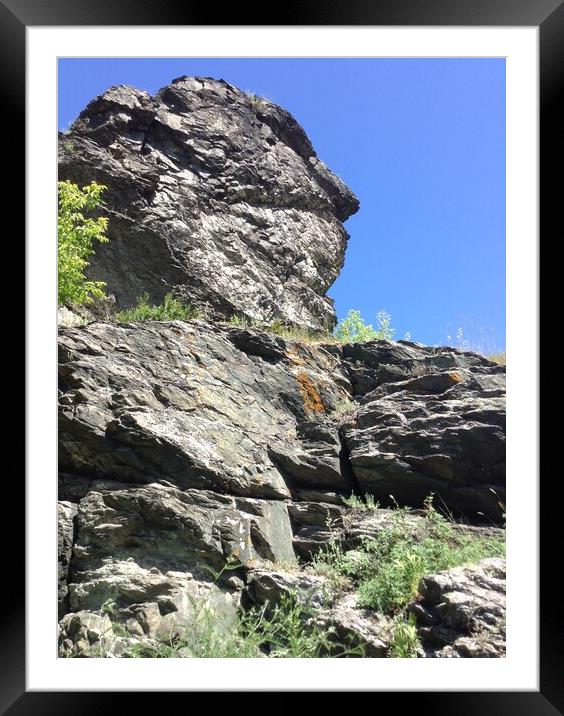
left=296, top=371, right=325, bottom=413
left=286, top=345, right=306, bottom=366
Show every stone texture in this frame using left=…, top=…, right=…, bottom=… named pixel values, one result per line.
left=58, top=317, right=506, bottom=656
left=316, top=593, right=394, bottom=657
left=58, top=78, right=359, bottom=330
left=343, top=366, right=506, bottom=521
left=409, top=558, right=506, bottom=658
left=58, top=320, right=353, bottom=501
left=58, top=501, right=77, bottom=617
left=56, top=77, right=506, bottom=657
left=68, top=480, right=296, bottom=613
left=243, top=568, right=329, bottom=611
left=288, top=500, right=345, bottom=559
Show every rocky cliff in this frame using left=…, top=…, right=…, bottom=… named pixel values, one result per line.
left=58, top=79, right=506, bottom=659
left=58, top=77, right=359, bottom=330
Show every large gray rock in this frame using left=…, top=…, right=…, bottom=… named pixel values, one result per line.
left=409, top=558, right=506, bottom=658
left=58, top=78, right=359, bottom=330
left=58, top=501, right=77, bottom=617
left=343, top=367, right=506, bottom=520
left=316, top=593, right=395, bottom=657
left=68, top=480, right=296, bottom=613
left=58, top=320, right=353, bottom=500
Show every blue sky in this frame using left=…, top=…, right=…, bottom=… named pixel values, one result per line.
left=58, top=58, right=505, bottom=350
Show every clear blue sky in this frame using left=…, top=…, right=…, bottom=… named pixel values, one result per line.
left=58, top=58, right=505, bottom=350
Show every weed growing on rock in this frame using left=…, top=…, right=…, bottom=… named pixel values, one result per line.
left=389, top=613, right=421, bottom=658
left=228, top=314, right=250, bottom=328
left=120, top=592, right=359, bottom=658
left=116, top=293, right=201, bottom=322
left=487, top=352, right=506, bottom=365
left=311, top=495, right=505, bottom=615
left=328, top=398, right=358, bottom=423
left=334, top=309, right=395, bottom=343
left=356, top=507, right=505, bottom=613
left=343, top=494, right=380, bottom=511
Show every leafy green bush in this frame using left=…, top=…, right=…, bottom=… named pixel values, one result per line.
left=356, top=508, right=504, bottom=613
left=58, top=180, right=109, bottom=305
left=116, top=293, right=201, bottom=322
left=389, top=613, right=421, bottom=658
left=333, top=309, right=395, bottom=343
left=312, top=496, right=505, bottom=615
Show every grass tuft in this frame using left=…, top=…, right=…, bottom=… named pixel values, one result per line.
left=116, top=293, right=201, bottom=322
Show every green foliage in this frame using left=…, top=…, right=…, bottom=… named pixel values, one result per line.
left=334, top=309, right=395, bottom=343
left=227, top=309, right=400, bottom=346
left=200, top=553, right=243, bottom=583
left=124, top=601, right=261, bottom=658
left=312, top=495, right=505, bottom=615
left=116, top=293, right=201, bottom=322
left=389, top=613, right=421, bottom=658
left=123, top=592, right=362, bottom=659
left=356, top=508, right=504, bottom=614
left=100, top=598, right=117, bottom=616
left=242, top=593, right=342, bottom=658
left=227, top=314, right=336, bottom=345
left=343, top=494, right=380, bottom=511
left=263, top=319, right=332, bottom=344
left=228, top=314, right=250, bottom=328
left=58, top=180, right=109, bottom=305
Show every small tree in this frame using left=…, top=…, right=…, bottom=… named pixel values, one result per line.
left=58, top=180, right=109, bottom=305
left=334, top=309, right=395, bottom=343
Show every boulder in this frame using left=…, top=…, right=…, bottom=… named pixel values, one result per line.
left=409, top=558, right=506, bottom=657
left=58, top=78, right=359, bottom=330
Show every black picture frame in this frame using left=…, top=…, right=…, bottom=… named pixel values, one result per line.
left=9, top=0, right=558, bottom=710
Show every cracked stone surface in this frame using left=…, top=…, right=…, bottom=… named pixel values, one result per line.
left=58, top=78, right=359, bottom=330
left=57, top=79, right=506, bottom=658
left=409, top=558, right=506, bottom=658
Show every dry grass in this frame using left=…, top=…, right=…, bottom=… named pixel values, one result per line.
left=486, top=352, right=506, bottom=365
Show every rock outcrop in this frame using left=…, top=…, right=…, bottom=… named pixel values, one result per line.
left=59, top=322, right=505, bottom=519
left=58, top=320, right=505, bottom=656
left=57, top=79, right=506, bottom=658
left=58, top=77, right=359, bottom=330
left=409, top=558, right=506, bottom=657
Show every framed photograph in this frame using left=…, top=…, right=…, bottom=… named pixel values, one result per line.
left=9, top=0, right=558, bottom=709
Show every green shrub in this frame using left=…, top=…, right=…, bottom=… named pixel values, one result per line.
left=58, top=180, right=109, bottom=305
left=311, top=496, right=505, bottom=615
left=389, top=613, right=421, bottom=658
left=356, top=505, right=504, bottom=613
left=343, top=494, right=380, bottom=511
left=116, top=293, right=201, bottom=322
left=334, top=309, right=395, bottom=343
